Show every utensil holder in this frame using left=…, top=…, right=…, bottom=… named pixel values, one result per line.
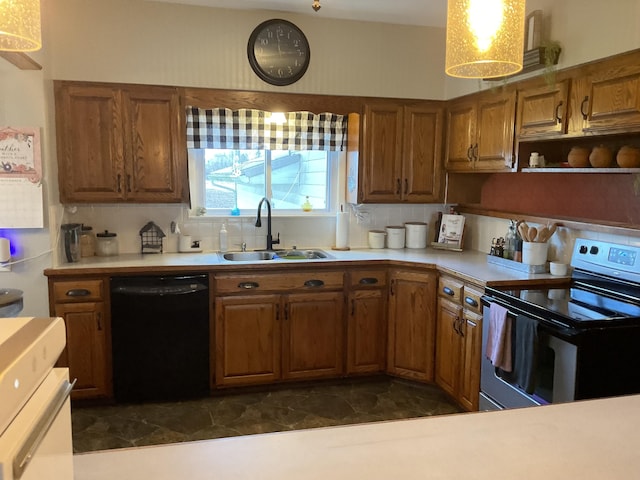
left=522, top=241, right=549, bottom=265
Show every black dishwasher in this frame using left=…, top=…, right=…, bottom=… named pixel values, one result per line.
left=110, top=275, right=210, bottom=402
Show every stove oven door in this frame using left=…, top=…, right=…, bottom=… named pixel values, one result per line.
left=479, top=301, right=578, bottom=411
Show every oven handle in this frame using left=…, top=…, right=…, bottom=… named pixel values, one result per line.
left=482, top=294, right=574, bottom=331
left=13, top=377, right=76, bottom=479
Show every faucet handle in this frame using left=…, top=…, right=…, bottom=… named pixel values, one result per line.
left=272, top=232, right=280, bottom=245
left=236, top=242, right=247, bottom=252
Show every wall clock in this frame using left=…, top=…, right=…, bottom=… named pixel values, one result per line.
left=247, top=19, right=311, bottom=86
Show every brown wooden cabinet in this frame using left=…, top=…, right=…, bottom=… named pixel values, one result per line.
left=516, top=79, right=570, bottom=139
left=49, top=278, right=111, bottom=400
left=54, top=81, right=188, bottom=204
left=445, top=89, right=516, bottom=172
left=346, top=269, right=387, bottom=375
left=435, top=275, right=483, bottom=411
left=387, top=269, right=436, bottom=382
left=359, top=102, right=443, bottom=202
left=214, top=270, right=345, bottom=387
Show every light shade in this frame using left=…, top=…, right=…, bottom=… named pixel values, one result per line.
left=0, top=0, right=41, bottom=52
left=445, top=0, right=525, bottom=79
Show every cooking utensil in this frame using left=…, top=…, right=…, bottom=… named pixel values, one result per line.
left=518, top=222, right=530, bottom=242
left=528, top=226, right=538, bottom=243
left=536, top=226, right=549, bottom=242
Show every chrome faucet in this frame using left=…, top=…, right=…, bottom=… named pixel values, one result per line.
left=255, top=197, right=280, bottom=250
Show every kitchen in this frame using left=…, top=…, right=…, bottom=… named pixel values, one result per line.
left=2, top=0, right=640, bottom=478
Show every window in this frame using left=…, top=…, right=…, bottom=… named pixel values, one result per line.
left=186, top=108, right=347, bottom=216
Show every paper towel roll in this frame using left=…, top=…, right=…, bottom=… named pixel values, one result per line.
left=335, top=212, right=349, bottom=249
left=0, top=238, right=10, bottom=263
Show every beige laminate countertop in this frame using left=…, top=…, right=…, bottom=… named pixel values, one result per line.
left=73, top=394, right=640, bottom=480
left=45, top=248, right=568, bottom=287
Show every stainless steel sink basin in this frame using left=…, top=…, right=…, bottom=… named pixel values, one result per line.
left=222, top=251, right=278, bottom=261
left=277, top=249, right=331, bottom=260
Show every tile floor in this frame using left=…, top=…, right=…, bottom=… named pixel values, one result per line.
left=71, top=378, right=462, bottom=453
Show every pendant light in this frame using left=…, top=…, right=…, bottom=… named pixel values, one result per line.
left=445, top=0, right=525, bottom=79
left=0, top=0, right=42, bottom=52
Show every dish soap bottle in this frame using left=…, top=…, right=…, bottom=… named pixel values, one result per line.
left=219, top=223, right=228, bottom=253
left=301, top=196, right=312, bottom=212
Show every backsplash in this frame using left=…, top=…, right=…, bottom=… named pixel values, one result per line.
left=58, top=204, right=639, bottom=266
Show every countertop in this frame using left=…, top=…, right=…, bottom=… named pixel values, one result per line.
left=73, top=394, right=640, bottom=480
left=45, top=248, right=569, bottom=287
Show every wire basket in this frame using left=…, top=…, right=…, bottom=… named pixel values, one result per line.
left=139, top=221, right=165, bottom=254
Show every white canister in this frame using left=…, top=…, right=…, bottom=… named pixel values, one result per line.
left=404, top=222, right=428, bottom=249
left=386, top=226, right=405, bottom=249
left=368, top=230, right=386, bottom=249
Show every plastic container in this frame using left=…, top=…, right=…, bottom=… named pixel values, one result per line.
left=96, top=230, right=119, bottom=257
left=219, top=224, right=228, bottom=253
left=522, top=241, right=549, bottom=265
left=386, top=226, right=405, bottom=249
left=550, top=262, right=569, bottom=276
left=404, top=222, right=428, bottom=249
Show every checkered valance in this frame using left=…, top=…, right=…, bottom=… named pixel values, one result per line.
left=186, top=107, right=347, bottom=151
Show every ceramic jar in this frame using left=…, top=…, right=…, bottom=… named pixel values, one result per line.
left=589, top=145, right=613, bottom=168
left=616, top=145, right=640, bottom=168
left=567, top=146, right=590, bottom=168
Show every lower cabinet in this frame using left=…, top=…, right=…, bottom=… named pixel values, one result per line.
left=435, top=276, right=484, bottom=411
left=387, top=269, right=437, bottom=382
left=49, top=278, right=111, bottom=400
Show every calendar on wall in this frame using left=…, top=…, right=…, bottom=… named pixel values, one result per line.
left=0, top=126, right=44, bottom=228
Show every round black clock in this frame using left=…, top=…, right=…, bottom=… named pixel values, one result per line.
left=247, top=19, right=310, bottom=86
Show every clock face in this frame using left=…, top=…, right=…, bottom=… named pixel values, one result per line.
left=247, top=19, right=310, bottom=86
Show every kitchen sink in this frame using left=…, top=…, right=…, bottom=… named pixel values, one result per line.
left=222, top=251, right=278, bottom=261
left=220, top=249, right=332, bottom=262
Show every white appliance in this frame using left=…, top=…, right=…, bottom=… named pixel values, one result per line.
left=0, top=317, right=74, bottom=480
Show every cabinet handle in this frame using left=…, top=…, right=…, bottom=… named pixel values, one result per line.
left=126, top=174, right=132, bottom=192
left=404, top=178, right=408, bottom=195
left=458, top=318, right=465, bottom=337
left=96, top=312, right=102, bottom=331
left=442, top=286, right=455, bottom=296
left=466, top=145, right=473, bottom=161
left=390, top=279, right=395, bottom=296
left=304, top=279, right=324, bottom=288
left=117, top=174, right=122, bottom=193
left=284, top=303, right=289, bottom=320
left=580, top=95, right=589, bottom=120
left=351, top=299, right=356, bottom=316
left=464, top=296, right=478, bottom=308
left=238, top=281, right=259, bottom=289
left=276, top=305, right=280, bottom=321
left=65, top=288, right=91, bottom=297
left=555, top=100, right=564, bottom=123
left=472, top=143, right=478, bottom=161
left=453, top=317, right=461, bottom=335
left=396, top=178, right=401, bottom=194
left=359, top=277, right=379, bottom=285
left=467, top=319, right=477, bottom=328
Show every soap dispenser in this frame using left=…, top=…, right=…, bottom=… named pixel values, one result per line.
left=219, top=223, right=228, bottom=253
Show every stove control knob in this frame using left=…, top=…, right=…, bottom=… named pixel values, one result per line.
left=579, top=245, right=588, bottom=254
left=590, top=246, right=599, bottom=255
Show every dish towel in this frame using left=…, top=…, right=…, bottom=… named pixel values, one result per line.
left=514, top=315, right=539, bottom=394
left=485, top=303, right=512, bottom=372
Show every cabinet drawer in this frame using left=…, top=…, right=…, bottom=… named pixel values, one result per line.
left=348, top=269, right=387, bottom=288
left=215, top=271, right=344, bottom=293
left=462, top=285, right=483, bottom=315
left=438, top=276, right=463, bottom=303
left=52, top=280, right=104, bottom=303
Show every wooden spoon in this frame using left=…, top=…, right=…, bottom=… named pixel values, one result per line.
left=536, top=226, right=549, bottom=242
left=528, top=226, right=538, bottom=243
left=518, top=222, right=530, bottom=242
left=547, top=223, right=558, bottom=239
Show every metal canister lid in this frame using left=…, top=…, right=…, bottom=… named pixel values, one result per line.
left=97, top=230, right=117, bottom=238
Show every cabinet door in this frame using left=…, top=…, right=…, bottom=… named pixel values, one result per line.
left=459, top=311, right=483, bottom=412
left=435, top=297, right=463, bottom=398
left=445, top=99, right=476, bottom=172
left=387, top=270, right=436, bottom=381
left=516, top=80, right=570, bottom=138
left=122, top=86, right=188, bottom=203
left=282, top=291, right=344, bottom=380
left=402, top=106, right=443, bottom=202
left=581, top=64, right=640, bottom=133
left=55, top=302, right=110, bottom=400
left=475, top=90, right=516, bottom=171
left=361, top=103, right=403, bottom=201
left=54, top=83, right=125, bottom=203
left=215, top=295, right=281, bottom=387
left=347, top=289, right=386, bottom=374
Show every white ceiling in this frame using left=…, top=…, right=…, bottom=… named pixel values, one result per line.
left=148, top=0, right=448, bottom=28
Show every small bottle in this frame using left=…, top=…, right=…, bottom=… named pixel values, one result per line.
left=219, top=224, right=228, bottom=253
left=504, top=220, right=517, bottom=260
left=301, top=196, right=312, bottom=212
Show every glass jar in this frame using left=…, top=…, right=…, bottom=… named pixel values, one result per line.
left=80, top=225, right=96, bottom=257
left=503, top=220, right=517, bottom=260
left=96, top=230, right=119, bottom=256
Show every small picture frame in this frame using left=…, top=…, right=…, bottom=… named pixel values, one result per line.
left=524, top=10, right=543, bottom=52
left=436, top=214, right=466, bottom=250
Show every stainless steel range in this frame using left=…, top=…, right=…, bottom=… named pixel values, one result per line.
left=480, top=238, right=640, bottom=410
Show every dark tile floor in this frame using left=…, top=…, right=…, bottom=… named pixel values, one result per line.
left=71, top=378, right=462, bottom=453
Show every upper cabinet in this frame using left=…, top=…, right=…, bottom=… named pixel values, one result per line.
left=516, top=80, right=570, bottom=138
left=353, top=102, right=443, bottom=203
left=445, top=89, right=516, bottom=172
left=54, top=81, right=188, bottom=204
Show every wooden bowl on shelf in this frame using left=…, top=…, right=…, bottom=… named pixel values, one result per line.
left=589, top=145, right=613, bottom=168
left=567, top=146, right=591, bottom=168
left=616, top=146, right=640, bottom=168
